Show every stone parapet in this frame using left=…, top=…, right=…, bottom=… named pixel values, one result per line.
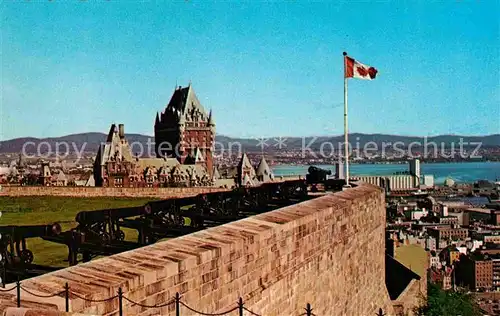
left=0, top=183, right=393, bottom=315
left=0, top=186, right=228, bottom=198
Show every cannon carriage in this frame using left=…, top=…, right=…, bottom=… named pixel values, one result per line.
left=3, top=178, right=319, bottom=280
left=306, top=166, right=346, bottom=191
left=0, top=223, right=62, bottom=283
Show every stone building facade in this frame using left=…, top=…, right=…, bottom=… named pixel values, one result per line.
left=93, top=124, right=214, bottom=188
left=154, top=84, right=215, bottom=176
left=93, top=84, right=220, bottom=188
left=93, top=124, right=135, bottom=187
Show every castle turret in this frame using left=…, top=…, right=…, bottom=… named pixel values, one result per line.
left=118, top=124, right=125, bottom=139
left=154, top=83, right=215, bottom=175
left=208, top=109, right=215, bottom=127
left=155, top=112, right=160, bottom=126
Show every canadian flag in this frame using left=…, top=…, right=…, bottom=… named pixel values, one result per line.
left=345, top=55, right=378, bottom=80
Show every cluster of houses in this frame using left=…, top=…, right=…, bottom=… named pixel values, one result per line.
left=387, top=193, right=500, bottom=314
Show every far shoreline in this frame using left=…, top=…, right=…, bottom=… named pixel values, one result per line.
left=270, top=160, right=500, bottom=167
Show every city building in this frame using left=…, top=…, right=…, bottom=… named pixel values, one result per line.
left=352, top=174, right=417, bottom=191
left=54, top=170, right=67, bottom=186
left=255, top=157, right=273, bottom=182
left=457, top=253, right=493, bottom=291
left=93, top=124, right=135, bottom=187
left=427, top=226, right=468, bottom=244
left=465, top=207, right=498, bottom=226
left=237, top=153, right=257, bottom=187
left=335, top=161, right=344, bottom=179
left=409, top=158, right=420, bottom=187
left=429, top=266, right=454, bottom=290
left=422, top=175, right=435, bottom=188
left=439, top=216, right=459, bottom=225
left=154, top=84, right=215, bottom=176
left=493, top=258, right=500, bottom=291
left=426, top=237, right=437, bottom=252
left=439, top=246, right=461, bottom=266
left=39, top=162, right=52, bottom=186
left=92, top=85, right=225, bottom=188
left=429, top=249, right=440, bottom=268
left=491, top=209, right=500, bottom=226
left=474, top=180, right=497, bottom=196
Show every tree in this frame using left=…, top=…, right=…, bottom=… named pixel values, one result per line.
left=415, top=283, right=482, bottom=316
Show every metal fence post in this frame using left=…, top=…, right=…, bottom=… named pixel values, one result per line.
left=175, top=292, right=180, bottom=316
left=1, top=263, right=5, bottom=288
left=16, top=278, right=20, bottom=308
left=64, top=282, right=69, bottom=312
left=118, top=287, right=123, bottom=316
left=305, top=303, right=312, bottom=316
left=238, top=297, right=243, bottom=316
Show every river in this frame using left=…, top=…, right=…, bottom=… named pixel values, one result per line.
left=271, top=162, right=500, bottom=184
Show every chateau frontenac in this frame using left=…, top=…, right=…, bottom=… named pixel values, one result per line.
left=92, top=84, right=272, bottom=188
left=93, top=84, right=217, bottom=188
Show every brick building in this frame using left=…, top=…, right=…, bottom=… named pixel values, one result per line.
left=154, top=84, right=215, bottom=176
left=93, top=84, right=221, bottom=188
left=427, top=226, right=468, bottom=244
left=93, top=124, right=214, bottom=188
left=93, top=124, right=135, bottom=187
left=457, top=253, right=493, bottom=291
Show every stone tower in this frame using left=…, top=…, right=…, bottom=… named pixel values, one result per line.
left=154, top=84, right=215, bottom=175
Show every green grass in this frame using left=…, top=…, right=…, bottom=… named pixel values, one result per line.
left=0, top=196, right=156, bottom=267
left=395, top=244, right=428, bottom=277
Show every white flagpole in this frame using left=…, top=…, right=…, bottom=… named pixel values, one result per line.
left=343, top=52, right=350, bottom=187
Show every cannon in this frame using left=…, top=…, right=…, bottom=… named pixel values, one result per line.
left=0, top=223, right=62, bottom=282
left=306, top=166, right=332, bottom=184
left=73, top=206, right=146, bottom=243
left=35, top=178, right=312, bottom=268
left=305, top=166, right=346, bottom=191
left=121, top=196, right=202, bottom=244
left=0, top=223, right=61, bottom=266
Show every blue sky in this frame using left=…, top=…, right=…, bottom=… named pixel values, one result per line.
left=1, top=1, right=499, bottom=140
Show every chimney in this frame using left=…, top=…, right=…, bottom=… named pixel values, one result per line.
left=118, top=124, right=125, bottom=139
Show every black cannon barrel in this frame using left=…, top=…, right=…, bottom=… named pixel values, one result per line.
left=307, top=165, right=332, bottom=184
left=308, top=165, right=332, bottom=175
left=75, top=206, right=145, bottom=224
left=0, top=223, right=62, bottom=240
left=148, top=195, right=199, bottom=210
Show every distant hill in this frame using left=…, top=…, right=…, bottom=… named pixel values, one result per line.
left=0, top=133, right=498, bottom=155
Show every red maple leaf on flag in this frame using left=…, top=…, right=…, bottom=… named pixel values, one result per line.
left=368, top=67, right=378, bottom=79
left=356, top=66, right=368, bottom=76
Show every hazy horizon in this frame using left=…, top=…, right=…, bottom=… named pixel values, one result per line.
left=1, top=130, right=499, bottom=142
left=2, top=1, right=499, bottom=140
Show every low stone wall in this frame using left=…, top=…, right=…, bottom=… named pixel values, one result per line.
left=0, top=184, right=394, bottom=316
left=392, top=277, right=427, bottom=316
left=0, top=186, right=229, bottom=198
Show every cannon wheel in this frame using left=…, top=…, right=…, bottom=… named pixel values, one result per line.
left=99, top=232, right=111, bottom=243
left=19, top=249, right=34, bottom=264
left=144, top=234, right=157, bottom=245
left=116, top=230, right=125, bottom=241
left=82, top=251, right=92, bottom=262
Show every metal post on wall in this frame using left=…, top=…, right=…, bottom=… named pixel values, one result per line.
left=64, top=282, right=70, bottom=312
left=118, top=287, right=123, bottom=316
left=305, top=303, right=312, bottom=316
left=1, top=263, right=5, bottom=288
left=16, top=278, right=21, bottom=308
left=238, top=297, right=244, bottom=316
left=175, top=292, right=180, bottom=316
